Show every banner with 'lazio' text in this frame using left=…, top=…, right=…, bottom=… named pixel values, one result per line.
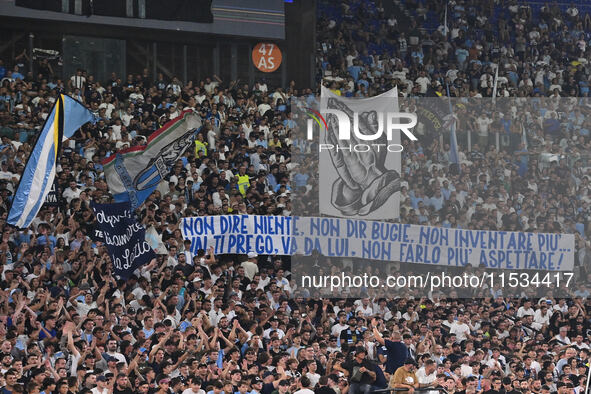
left=180, top=215, right=575, bottom=271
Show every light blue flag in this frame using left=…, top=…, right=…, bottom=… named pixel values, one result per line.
left=8, top=94, right=95, bottom=228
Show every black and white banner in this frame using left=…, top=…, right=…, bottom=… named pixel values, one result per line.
left=91, top=201, right=155, bottom=279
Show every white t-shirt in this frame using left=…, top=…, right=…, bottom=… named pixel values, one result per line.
left=241, top=260, right=258, bottom=281
left=355, top=305, right=373, bottom=318
left=476, top=116, right=492, bottom=136
left=517, top=306, right=535, bottom=318
left=415, top=76, right=430, bottom=93
left=204, top=81, right=219, bottom=95
left=62, top=187, right=81, bottom=203
left=294, top=389, right=315, bottom=394
left=263, top=327, right=285, bottom=340
left=121, top=113, right=133, bottom=127
left=450, top=321, right=470, bottom=342
left=258, top=103, right=271, bottom=116
left=106, top=351, right=127, bottom=365
left=98, top=103, right=115, bottom=119
left=331, top=323, right=349, bottom=337
left=306, top=372, right=320, bottom=388
left=182, top=389, right=206, bottom=394
left=416, top=367, right=438, bottom=394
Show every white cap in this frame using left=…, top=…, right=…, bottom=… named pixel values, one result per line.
left=247, top=252, right=258, bottom=259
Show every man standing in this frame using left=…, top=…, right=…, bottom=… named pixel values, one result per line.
left=241, top=252, right=259, bottom=280
left=372, top=319, right=408, bottom=374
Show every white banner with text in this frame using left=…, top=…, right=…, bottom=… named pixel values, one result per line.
left=180, top=215, right=575, bottom=271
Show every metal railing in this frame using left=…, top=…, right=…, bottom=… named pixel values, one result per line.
left=373, top=388, right=449, bottom=393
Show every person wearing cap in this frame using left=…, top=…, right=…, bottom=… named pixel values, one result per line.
left=156, top=378, right=171, bottom=394
left=263, top=317, right=285, bottom=340
left=250, top=376, right=264, bottom=394
left=389, top=358, right=419, bottom=391
left=91, top=375, right=109, bottom=394
left=335, top=348, right=375, bottom=394
left=270, top=379, right=292, bottom=394
left=241, top=252, right=259, bottom=281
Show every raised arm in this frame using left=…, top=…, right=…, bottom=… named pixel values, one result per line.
left=372, top=318, right=386, bottom=346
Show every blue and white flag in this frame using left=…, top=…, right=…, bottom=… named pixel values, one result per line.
left=102, top=110, right=201, bottom=209
left=8, top=94, right=94, bottom=228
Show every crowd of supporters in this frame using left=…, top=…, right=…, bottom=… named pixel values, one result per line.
left=0, top=0, right=590, bottom=393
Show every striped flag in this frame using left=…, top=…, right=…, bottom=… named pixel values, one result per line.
left=8, top=94, right=95, bottom=228
left=102, top=110, right=201, bottom=209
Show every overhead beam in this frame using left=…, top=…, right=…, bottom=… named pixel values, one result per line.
left=129, top=40, right=173, bottom=79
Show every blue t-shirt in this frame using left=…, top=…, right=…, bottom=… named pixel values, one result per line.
left=384, top=339, right=408, bottom=374
left=39, top=326, right=57, bottom=341
left=142, top=328, right=155, bottom=338
left=348, top=65, right=362, bottom=81
left=455, top=48, right=469, bottom=64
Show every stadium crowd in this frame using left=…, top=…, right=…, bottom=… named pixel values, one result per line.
left=0, top=0, right=590, bottom=393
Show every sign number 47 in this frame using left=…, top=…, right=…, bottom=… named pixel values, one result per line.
left=252, top=42, right=282, bottom=73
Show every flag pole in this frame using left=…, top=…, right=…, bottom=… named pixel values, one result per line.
left=492, top=64, right=499, bottom=104
left=445, top=82, right=460, bottom=171
left=444, top=1, right=448, bottom=37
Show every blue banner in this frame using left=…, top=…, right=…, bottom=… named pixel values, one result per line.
left=91, top=201, right=155, bottom=279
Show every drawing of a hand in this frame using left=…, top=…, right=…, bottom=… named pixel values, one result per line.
left=325, top=98, right=400, bottom=216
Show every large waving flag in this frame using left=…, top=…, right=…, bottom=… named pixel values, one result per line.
left=102, top=110, right=201, bottom=209
left=8, top=94, right=95, bottom=228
